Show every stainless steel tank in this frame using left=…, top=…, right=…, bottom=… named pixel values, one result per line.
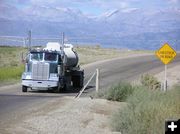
left=64, top=44, right=78, bottom=67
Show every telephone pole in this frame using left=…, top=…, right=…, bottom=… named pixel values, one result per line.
left=28, top=30, right=31, bottom=50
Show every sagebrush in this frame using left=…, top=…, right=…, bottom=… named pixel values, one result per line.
left=111, top=86, right=180, bottom=134
left=106, top=82, right=135, bottom=102
left=141, top=74, right=161, bottom=90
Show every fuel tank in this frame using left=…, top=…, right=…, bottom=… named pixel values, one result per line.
left=44, top=42, right=79, bottom=67
left=64, top=44, right=78, bottom=67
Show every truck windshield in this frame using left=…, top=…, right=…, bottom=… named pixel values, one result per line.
left=44, top=53, right=57, bottom=61
left=30, top=52, right=43, bottom=61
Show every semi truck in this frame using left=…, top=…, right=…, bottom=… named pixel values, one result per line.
left=21, top=42, right=84, bottom=92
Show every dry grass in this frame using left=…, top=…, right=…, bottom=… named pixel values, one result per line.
left=111, top=85, right=180, bottom=134
left=0, top=46, right=27, bottom=67
left=0, top=46, right=27, bottom=83
left=75, top=46, right=152, bottom=65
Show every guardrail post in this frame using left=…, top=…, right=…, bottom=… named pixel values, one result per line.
left=75, top=71, right=96, bottom=98
left=96, top=68, right=99, bottom=92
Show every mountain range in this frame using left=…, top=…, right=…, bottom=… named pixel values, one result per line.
left=0, top=7, right=180, bottom=50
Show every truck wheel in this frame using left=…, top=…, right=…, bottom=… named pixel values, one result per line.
left=60, top=84, right=66, bottom=93
left=73, top=76, right=83, bottom=88
left=57, top=83, right=66, bottom=93
left=22, top=86, right=27, bottom=92
left=73, top=77, right=79, bottom=87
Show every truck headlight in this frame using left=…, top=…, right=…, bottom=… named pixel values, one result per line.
left=22, top=72, right=31, bottom=79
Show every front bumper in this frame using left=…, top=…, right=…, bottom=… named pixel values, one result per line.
left=22, top=80, right=58, bottom=89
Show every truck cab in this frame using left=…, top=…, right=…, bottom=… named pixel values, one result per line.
left=21, top=42, right=84, bottom=92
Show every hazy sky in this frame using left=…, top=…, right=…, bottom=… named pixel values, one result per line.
left=0, top=0, right=180, bottom=17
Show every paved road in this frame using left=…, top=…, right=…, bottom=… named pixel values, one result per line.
left=84, top=54, right=180, bottom=91
left=0, top=54, right=180, bottom=129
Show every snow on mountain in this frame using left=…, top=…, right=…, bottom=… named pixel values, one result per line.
left=0, top=6, right=179, bottom=49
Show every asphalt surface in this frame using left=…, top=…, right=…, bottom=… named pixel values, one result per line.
left=0, top=54, right=180, bottom=130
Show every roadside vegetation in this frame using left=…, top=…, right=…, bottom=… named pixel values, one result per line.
left=141, top=73, right=161, bottom=90
left=106, top=82, right=134, bottom=102
left=0, top=45, right=151, bottom=85
left=97, top=75, right=180, bottom=134
left=0, top=46, right=26, bottom=84
left=0, top=65, right=24, bottom=82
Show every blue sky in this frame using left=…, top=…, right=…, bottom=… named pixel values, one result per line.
left=0, top=0, right=180, bottom=18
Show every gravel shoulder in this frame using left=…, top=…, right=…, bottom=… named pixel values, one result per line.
left=7, top=97, right=124, bottom=134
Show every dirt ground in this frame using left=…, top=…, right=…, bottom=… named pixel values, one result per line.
left=7, top=97, right=124, bottom=134
left=155, top=64, right=180, bottom=88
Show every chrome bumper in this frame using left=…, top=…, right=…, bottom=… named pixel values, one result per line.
left=22, top=80, right=58, bottom=89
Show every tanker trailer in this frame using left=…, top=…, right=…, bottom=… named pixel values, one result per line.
left=21, top=42, right=84, bottom=92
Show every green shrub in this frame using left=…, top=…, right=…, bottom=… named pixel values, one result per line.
left=0, top=64, right=24, bottom=81
left=141, top=74, right=161, bottom=90
left=111, top=86, right=180, bottom=134
left=106, top=82, right=135, bottom=102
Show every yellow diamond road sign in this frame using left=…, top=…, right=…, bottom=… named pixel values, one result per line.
left=155, top=43, right=177, bottom=64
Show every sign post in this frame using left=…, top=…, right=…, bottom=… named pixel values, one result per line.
left=164, top=64, right=167, bottom=91
left=155, top=43, right=177, bottom=91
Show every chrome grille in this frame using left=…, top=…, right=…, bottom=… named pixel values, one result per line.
left=32, top=62, right=49, bottom=80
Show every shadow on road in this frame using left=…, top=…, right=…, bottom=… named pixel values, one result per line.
left=28, top=85, right=95, bottom=94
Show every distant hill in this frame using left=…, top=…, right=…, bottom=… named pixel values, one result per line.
left=0, top=8, right=179, bottom=50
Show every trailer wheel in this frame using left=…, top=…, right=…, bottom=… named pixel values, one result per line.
left=72, top=76, right=79, bottom=87
left=73, top=76, right=83, bottom=88
left=22, top=86, right=27, bottom=92
left=72, top=70, right=84, bottom=88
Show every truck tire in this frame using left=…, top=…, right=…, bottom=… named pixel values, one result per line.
left=58, top=84, right=66, bottom=93
left=73, top=76, right=83, bottom=88
left=22, top=86, right=27, bottom=92
left=62, top=84, right=67, bottom=92
left=57, top=78, right=66, bottom=93
left=72, top=76, right=79, bottom=87
left=72, top=70, right=84, bottom=88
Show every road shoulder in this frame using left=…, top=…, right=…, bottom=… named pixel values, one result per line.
left=155, top=64, right=180, bottom=88
left=8, top=97, right=125, bottom=134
